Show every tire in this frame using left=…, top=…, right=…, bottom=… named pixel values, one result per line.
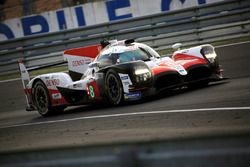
left=33, top=81, right=54, bottom=116
left=105, top=69, right=124, bottom=105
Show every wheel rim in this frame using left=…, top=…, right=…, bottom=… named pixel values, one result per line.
left=35, top=85, right=49, bottom=114
left=107, top=73, right=122, bottom=104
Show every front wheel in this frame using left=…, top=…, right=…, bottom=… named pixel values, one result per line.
left=105, top=70, right=123, bottom=105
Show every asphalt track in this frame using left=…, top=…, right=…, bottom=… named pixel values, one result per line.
left=0, top=41, right=250, bottom=153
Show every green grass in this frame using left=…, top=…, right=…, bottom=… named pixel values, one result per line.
left=1, top=35, right=250, bottom=81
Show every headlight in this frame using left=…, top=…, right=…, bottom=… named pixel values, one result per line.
left=135, top=68, right=150, bottom=75
left=201, top=46, right=217, bottom=63
left=134, top=68, right=151, bottom=82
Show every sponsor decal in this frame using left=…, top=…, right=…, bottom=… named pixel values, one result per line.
left=120, top=75, right=129, bottom=80
left=123, top=82, right=130, bottom=85
left=52, top=93, right=62, bottom=100
left=175, top=65, right=187, bottom=75
left=125, top=92, right=141, bottom=100
left=46, top=79, right=60, bottom=86
left=119, top=73, right=132, bottom=93
left=72, top=59, right=92, bottom=67
left=72, top=60, right=84, bottom=66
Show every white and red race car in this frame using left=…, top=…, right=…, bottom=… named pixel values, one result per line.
left=18, top=39, right=224, bottom=116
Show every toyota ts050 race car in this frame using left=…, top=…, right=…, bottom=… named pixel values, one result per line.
left=18, top=39, right=224, bottom=116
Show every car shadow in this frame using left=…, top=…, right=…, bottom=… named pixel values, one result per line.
left=30, top=80, right=229, bottom=121
left=122, top=80, right=229, bottom=106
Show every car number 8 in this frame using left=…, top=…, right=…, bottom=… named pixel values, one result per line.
left=89, top=85, right=95, bottom=98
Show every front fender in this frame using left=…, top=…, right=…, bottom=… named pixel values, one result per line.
left=99, top=61, right=152, bottom=85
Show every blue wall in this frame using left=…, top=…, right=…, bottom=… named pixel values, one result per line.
left=0, top=0, right=224, bottom=41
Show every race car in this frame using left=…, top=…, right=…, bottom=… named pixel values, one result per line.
left=18, top=39, right=224, bottom=116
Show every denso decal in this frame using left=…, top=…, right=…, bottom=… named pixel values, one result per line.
left=72, top=60, right=85, bottom=67
left=65, top=54, right=94, bottom=74
left=46, top=79, right=60, bottom=86
left=72, top=59, right=91, bottom=67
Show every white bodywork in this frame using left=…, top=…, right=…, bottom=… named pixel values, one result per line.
left=173, top=44, right=217, bottom=61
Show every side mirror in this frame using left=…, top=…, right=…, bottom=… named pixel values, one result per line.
left=172, top=43, right=182, bottom=50
left=88, top=62, right=100, bottom=68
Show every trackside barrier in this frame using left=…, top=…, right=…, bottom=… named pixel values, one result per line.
left=0, top=0, right=250, bottom=73
left=1, top=136, right=250, bottom=167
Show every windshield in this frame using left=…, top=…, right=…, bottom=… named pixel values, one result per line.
left=95, top=48, right=151, bottom=68
left=118, top=48, right=151, bottom=63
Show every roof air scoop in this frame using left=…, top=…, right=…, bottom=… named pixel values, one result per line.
left=100, top=40, right=110, bottom=48
left=125, top=39, right=135, bottom=45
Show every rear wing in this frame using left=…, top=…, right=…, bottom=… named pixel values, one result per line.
left=17, top=59, right=67, bottom=89
left=18, top=59, right=31, bottom=89
left=17, top=59, right=32, bottom=110
left=17, top=59, right=67, bottom=111
left=63, top=44, right=102, bottom=81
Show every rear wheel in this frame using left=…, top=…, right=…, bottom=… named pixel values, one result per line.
left=105, top=70, right=123, bottom=105
left=33, top=81, right=63, bottom=116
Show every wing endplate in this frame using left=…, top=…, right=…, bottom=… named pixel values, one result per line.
left=63, top=44, right=102, bottom=80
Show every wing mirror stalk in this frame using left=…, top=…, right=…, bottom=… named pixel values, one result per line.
left=89, top=62, right=100, bottom=68
left=172, top=43, right=182, bottom=51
